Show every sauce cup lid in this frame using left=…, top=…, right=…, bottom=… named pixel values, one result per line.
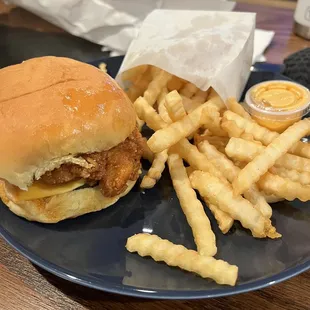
left=244, top=80, right=310, bottom=121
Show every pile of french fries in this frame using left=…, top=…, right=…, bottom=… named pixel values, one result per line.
left=117, top=65, right=310, bottom=287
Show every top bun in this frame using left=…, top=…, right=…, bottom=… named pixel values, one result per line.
left=0, top=56, right=136, bottom=190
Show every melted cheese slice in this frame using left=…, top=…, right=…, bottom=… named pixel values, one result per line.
left=15, top=179, right=86, bottom=201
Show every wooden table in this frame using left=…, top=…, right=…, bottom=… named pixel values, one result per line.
left=1, top=1, right=310, bottom=309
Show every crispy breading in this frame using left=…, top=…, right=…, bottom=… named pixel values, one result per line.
left=40, top=128, right=144, bottom=197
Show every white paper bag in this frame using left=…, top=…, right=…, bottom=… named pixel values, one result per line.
left=116, top=10, right=255, bottom=102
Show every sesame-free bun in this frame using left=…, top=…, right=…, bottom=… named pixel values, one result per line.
left=0, top=56, right=136, bottom=190
left=0, top=180, right=136, bottom=223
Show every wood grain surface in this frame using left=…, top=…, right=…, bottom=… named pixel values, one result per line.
left=1, top=1, right=310, bottom=309
left=235, top=2, right=310, bottom=64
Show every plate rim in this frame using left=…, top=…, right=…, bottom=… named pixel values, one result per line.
left=1, top=223, right=310, bottom=300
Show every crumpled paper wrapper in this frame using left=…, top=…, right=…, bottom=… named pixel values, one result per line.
left=5, top=0, right=235, bottom=54
left=116, top=10, right=255, bottom=102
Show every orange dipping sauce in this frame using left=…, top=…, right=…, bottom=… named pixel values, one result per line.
left=244, top=81, right=310, bottom=132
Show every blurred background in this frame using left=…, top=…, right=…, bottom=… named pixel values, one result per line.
left=0, top=0, right=306, bottom=68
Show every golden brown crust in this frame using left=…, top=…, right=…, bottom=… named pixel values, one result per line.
left=0, top=56, right=136, bottom=189
left=0, top=179, right=136, bottom=223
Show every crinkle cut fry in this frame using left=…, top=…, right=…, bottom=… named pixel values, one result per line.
left=182, top=96, right=201, bottom=113
left=133, top=68, right=171, bottom=129
left=143, top=69, right=172, bottom=107
left=232, top=119, right=310, bottom=196
left=207, top=89, right=226, bottom=113
left=140, top=149, right=168, bottom=189
left=173, top=139, right=235, bottom=230
left=191, top=89, right=210, bottom=104
left=180, top=82, right=199, bottom=98
left=185, top=164, right=233, bottom=234
left=143, top=90, right=186, bottom=190
left=190, top=171, right=280, bottom=239
left=165, top=90, right=186, bottom=122
left=147, top=93, right=227, bottom=153
left=203, top=197, right=234, bottom=234
left=167, top=75, right=185, bottom=91
left=174, top=138, right=231, bottom=185
left=225, top=137, right=310, bottom=173
left=194, top=133, right=229, bottom=148
left=122, top=65, right=148, bottom=81
left=222, top=110, right=310, bottom=159
left=262, top=193, right=284, bottom=203
left=141, top=137, right=154, bottom=163
left=168, top=154, right=217, bottom=256
left=157, top=87, right=172, bottom=124
left=198, top=141, right=272, bottom=219
left=226, top=97, right=251, bottom=119
left=270, top=166, right=310, bottom=185
left=134, top=97, right=169, bottom=189
left=202, top=98, right=227, bottom=137
left=126, top=67, right=152, bottom=102
left=134, top=96, right=167, bottom=131
left=147, top=102, right=213, bottom=153
left=166, top=93, right=224, bottom=243
left=258, top=172, right=310, bottom=202
left=126, top=233, right=238, bottom=286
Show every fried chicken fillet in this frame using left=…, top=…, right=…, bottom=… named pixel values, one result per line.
left=41, top=128, right=144, bottom=197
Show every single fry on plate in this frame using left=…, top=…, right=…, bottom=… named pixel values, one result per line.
left=168, top=153, right=217, bottom=256
left=126, top=233, right=238, bottom=286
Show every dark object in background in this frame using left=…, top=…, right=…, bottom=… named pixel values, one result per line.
left=283, top=48, right=310, bottom=90
left=0, top=25, right=108, bottom=68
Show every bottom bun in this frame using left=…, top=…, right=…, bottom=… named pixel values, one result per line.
left=0, top=180, right=136, bottom=223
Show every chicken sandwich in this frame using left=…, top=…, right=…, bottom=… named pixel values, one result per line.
left=0, top=56, right=143, bottom=223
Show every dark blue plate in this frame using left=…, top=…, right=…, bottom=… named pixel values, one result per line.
left=1, top=57, right=310, bottom=300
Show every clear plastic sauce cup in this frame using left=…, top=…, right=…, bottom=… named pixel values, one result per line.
left=244, top=80, right=310, bottom=133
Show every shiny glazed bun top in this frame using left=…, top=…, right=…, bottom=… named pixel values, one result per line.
left=0, top=56, right=136, bottom=190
